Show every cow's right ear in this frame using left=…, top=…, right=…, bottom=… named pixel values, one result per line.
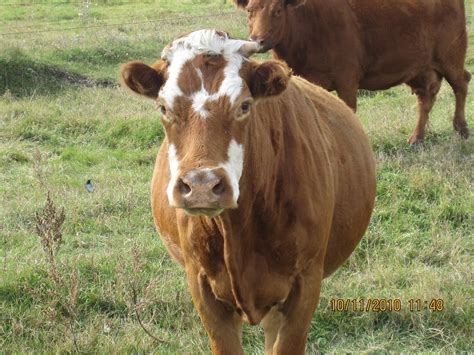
left=246, top=60, right=292, bottom=99
left=232, top=0, right=249, bottom=9
left=120, top=61, right=166, bottom=99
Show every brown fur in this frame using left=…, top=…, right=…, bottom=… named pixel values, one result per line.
left=237, top=0, right=471, bottom=144
left=121, top=51, right=376, bottom=354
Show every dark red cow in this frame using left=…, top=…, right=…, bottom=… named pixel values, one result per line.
left=235, top=0, right=471, bottom=144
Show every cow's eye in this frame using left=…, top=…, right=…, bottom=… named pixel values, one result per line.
left=241, top=101, right=251, bottom=113
left=238, top=100, right=253, bottom=119
left=274, top=8, right=282, bottom=16
left=158, top=104, right=172, bottom=123
left=159, top=105, right=166, bottom=116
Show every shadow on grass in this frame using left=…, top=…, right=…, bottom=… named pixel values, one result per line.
left=0, top=49, right=116, bottom=98
left=54, top=42, right=160, bottom=67
left=358, top=88, right=401, bottom=98
left=371, top=130, right=461, bottom=157
left=358, top=89, right=377, bottom=98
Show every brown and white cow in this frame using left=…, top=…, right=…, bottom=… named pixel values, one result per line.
left=235, top=0, right=471, bottom=145
left=121, top=30, right=376, bottom=354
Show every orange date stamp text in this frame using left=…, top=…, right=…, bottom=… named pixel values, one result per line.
left=329, top=298, right=444, bottom=312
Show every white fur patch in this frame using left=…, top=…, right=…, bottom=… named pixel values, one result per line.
left=191, top=87, right=211, bottom=119
left=166, top=144, right=180, bottom=205
left=219, top=139, right=244, bottom=203
left=159, top=49, right=194, bottom=109
left=159, top=29, right=250, bottom=113
left=217, top=55, right=244, bottom=105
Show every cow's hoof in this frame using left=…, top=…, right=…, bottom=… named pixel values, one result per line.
left=454, top=124, right=469, bottom=139
left=408, top=134, right=424, bottom=146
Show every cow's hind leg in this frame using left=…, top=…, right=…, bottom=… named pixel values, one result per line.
left=445, top=69, right=471, bottom=139
left=406, top=71, right=442, bottom=145
left=437, top=25, right=470, bottom=139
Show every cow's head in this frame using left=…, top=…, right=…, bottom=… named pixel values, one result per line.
left=121, top=30, right=291, bottom=217
left=234, top=0, right=305, bottom=51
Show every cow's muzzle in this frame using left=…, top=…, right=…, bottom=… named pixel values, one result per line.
left=172, top=168, right=236, bottom=216
left=249, top=35, right=272, bottom=52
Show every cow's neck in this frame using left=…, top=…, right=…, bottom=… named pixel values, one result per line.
left=212, top=96, right=297, bottom=321
left=275, top=0, right=354, bottom=73
left=216, top=98, right=287, bottom=243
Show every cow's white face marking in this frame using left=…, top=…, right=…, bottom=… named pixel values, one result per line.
left=159, top=30, right=249, bottom=115
left=219, top=139, right=244, bottom=203
left=159, top=50, right=192, bottom=109
left=191, top=69, right=210, bottom=118
left=166, top=143, right=180, bottom=205
left=218, top=55, right=245, bottom=105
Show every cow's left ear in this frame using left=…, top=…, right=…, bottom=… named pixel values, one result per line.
left=246, top=60, right=292, bottom=99
left=285, top=0, right=306, bottom=7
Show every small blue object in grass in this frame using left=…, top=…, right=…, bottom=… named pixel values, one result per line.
left=85, top=179, right=94, bottom=193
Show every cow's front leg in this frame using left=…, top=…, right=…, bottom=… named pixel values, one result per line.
left=263, top=264, right=324, bottom=355
left=336, top=83, right=358, bottom=112
left=185, top=264, right=243, bottom=355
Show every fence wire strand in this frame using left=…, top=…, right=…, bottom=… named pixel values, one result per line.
left=0, top=1, right=154, bottom=6
left=0, top=10, right=237, bottom=36
left=0, top=8, right=198, bottom=29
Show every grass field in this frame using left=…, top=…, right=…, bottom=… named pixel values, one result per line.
left=0, top=1, right=473, bottom=353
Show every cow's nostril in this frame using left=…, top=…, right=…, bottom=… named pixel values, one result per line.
left=212, top=180, right=225, bottom=195
left=178, top=178, right=191, bottom=195
left=250, top=36, right=264, bottom=45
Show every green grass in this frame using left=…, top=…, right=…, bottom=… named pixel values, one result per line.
left=1, top=0, right=473, bottom=353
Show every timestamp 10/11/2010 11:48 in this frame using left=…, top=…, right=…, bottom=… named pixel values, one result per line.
left=330, top=298, right=445, bottom=313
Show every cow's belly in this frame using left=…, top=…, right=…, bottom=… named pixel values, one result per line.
left=359, top=52, right=432, bottom=90
left=359, top=71, right=415, bottom=91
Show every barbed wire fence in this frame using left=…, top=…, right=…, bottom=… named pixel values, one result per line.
left=0, top=1, right=238, bottom=33
left=0, top=1, right=156, bottom=6
left=0, top=5, right=249, bottom=64
left=0, top=2, right=247, bottom=52
left=0, top=11, right=240, bottom=37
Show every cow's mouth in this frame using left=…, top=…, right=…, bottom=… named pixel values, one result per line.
left=248, top=38, right=273, bottom=53
left=255, top=38, right=274, bottom=53
left=183, top=208, right=224, bottom=217
left=258, top=42, right=273, bottom=52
